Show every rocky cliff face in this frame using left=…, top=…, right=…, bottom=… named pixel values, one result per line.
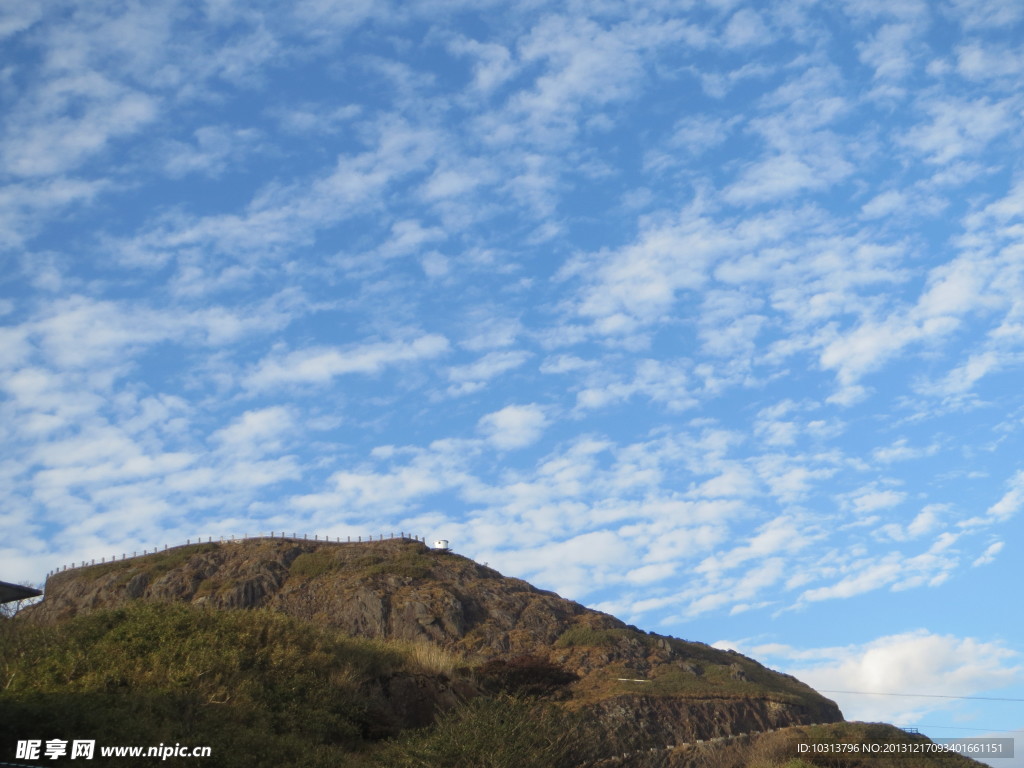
left=35, top=538, right=594, bottom=655
left=31, top=537, right=843, bottom=747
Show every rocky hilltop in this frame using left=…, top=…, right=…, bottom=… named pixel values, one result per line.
left=30, top=535, right=842, bottom=754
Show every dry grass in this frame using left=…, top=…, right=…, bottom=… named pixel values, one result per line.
left=381, top=638, right=465, bottom=678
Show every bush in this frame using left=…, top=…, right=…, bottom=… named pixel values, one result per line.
left=369, top=695, right=601, bottom=768
left=554, top=625, right=638, bottom=648
left=289, top=550, right=340, bottom=579
left=0, top=602, right=422, bottom=767
left=362, top=549, right=433, bottom=581
left=475, top=655, right=577, bottom=697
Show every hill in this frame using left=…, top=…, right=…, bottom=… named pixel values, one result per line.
left=2, top=536, right=981, bottom=767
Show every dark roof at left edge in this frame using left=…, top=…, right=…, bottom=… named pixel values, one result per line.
left=0, top=580, right=43, bottom=604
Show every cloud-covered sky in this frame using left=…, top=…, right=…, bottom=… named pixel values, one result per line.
left=3, top=0, right=1022, bottom=747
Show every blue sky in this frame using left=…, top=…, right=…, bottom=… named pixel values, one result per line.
left=2, top=0, right=1023, bottom=752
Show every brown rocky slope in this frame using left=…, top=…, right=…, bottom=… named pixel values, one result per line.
left=30, top=536, right=843, bottom=751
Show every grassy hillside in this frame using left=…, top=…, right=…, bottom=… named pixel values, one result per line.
left=1, top=602, right=465, bottom=767
left=1, top=602, right=982, bottom=768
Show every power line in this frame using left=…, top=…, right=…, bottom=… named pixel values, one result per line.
left=818, top=690, right=1024, bottom=702
left=909, top=725, right=1024, bottom=734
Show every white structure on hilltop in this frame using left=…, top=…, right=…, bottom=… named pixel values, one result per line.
left=432, top=539, right=450, bottom=551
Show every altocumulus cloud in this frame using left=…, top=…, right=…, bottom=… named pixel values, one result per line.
left=478, top=404, right=550, bottom=449
left=3, top=0, right=1024, bottom=741
left=720, top=632, right=1023, bottom=724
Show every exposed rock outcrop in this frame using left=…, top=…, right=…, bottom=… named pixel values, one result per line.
left=29, top=537, right=843, bottom=751
left=33, top=538, right=602, bottom=656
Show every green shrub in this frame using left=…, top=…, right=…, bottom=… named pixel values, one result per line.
left=290, top=550, right=340, bottom=579
left=554, top=626, right=639, bottom=648
left=369, top=695, right=601, bottom=768
left=362, top=549, right=433, bottom=581
left=0, top=603, right=420, bottom=767
left=475, top=655, right=578, bottom=697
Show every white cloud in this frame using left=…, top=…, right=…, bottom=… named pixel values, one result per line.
left=575, top=359, right=696, bottom=412
left=860, top=189, right=907, bottom=219
left=211, top=406, right=295, bottom=459
left=6, top=0, right=1024, bottom=660
left=857, top=23, right=917, bottom=82
left=724, top=154, right=833, bottom=205
left=723, top=9, right=771, bottom=48
left=490, top=529, right=633, bottom=599
left=539, top=354, right=595, bottom=374
left=274, top=103, right=361, bottom=135
left=2, top=76, right=158, bottom=178
left=0, top=3, right=42, bottom=38
left=753, top=453, right=839, bottom=503
left=872, top=438, right=940, bottom=463
left=376, top=219, right=447, bottom=260
left=900, top=96, right=1015, bottom=164
left=797, top=533, right=959, bottom=603
left=732, top=630, right=1021, bottom=723
left=840, top=0, right=929, bottom=23
left=160, top=125, right=262, bottom=178
left=478, top=404, right=549, bottom=449
left=0, top=177, right=109, bottom=250
left=503, top=15, right=649, bottom=146
left=849, top=487, right=906, bottom=515
left=448, top=36, right=517, bottom=94
left=946, top=0, right=1024, bottom=29
left=921, top=349, right=1003, bottom=399
left=117, top=118, right=441, bottom=266
left=972, top=541, right=1003, bottom=566
left=459, top=317, right=522, bottom=352
left=625, top=562, right=677, bottom=585
left=696, top=515, right=814, bottom=579
left=6, top=295, right=295, bottom=377
left=247, top=335, right=449, bottom=390
left=905, top=505, right=943, bottom=538
left=955, top=43, right=1024, bottom=82
left=986, top=470, right=1024, bottom=522
left=446, top=350, right=531, bottom=395
left=420, top=165, right=490, bottom=202
left=665, top=115, right=733, bottom=156
left=291, top=439, right=480, bottom=516
left=563, top=203, right=787, bottom=336
left=814, top=244, right=1011, bottom=391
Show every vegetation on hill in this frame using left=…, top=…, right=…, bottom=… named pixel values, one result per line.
left=0, top=602, right=468, bottom=767
left=5, top=542, right=983, bottom=767
left=1, top=600, right=618, bottom=767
